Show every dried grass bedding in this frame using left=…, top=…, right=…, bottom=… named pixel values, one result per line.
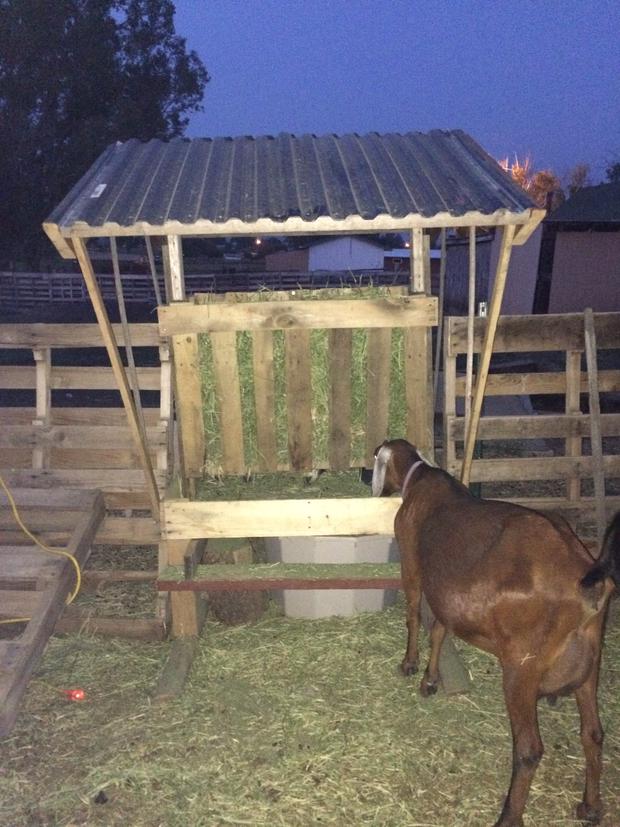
left=2, top=600, right=619, bottom=826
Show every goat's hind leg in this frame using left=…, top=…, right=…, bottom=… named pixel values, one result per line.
left=494, top=662, right=544, bottom=827
left=419, top=614, right=446, bottom=697
left=575, top=662, right=604, bottom=824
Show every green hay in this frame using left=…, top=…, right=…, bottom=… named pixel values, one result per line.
left=196, top=469, right=370, bottom=500
left=2, top=604, right=620, bottom=826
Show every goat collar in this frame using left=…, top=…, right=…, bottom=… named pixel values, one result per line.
left=401, top=459, right=425, bottom=497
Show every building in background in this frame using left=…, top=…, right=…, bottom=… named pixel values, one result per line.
left=536, top=182, right=620, bottom=313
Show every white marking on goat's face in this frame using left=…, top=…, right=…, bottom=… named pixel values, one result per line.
left=372, top=445, right=392, bottom=496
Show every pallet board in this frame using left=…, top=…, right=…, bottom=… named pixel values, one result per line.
left=0, top=488, right=105, bottom=736
left=158, top=562, right=403, bottom=591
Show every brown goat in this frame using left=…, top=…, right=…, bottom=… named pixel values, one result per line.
left=373, top=438, right=619, bottom=827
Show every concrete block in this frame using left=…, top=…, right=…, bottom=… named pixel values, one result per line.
left=265, top=535, right=399, bottom=618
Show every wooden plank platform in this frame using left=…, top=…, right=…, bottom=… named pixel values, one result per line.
left=0, top=487, right=105, bottom=736
left=158, top=562, right=403, bottom=592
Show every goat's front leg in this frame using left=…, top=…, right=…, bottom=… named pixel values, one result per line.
left=397, top=534, right=422, bottom=676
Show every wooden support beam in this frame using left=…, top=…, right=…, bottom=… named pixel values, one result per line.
left=407, top=228, right=434, bottom=457
left=158, top=343, right=173, bottom=473
left=166, top=235, right=186, bottom=301
left=432, top=228, right=446, bottom=405
left=465, top=226, right=476, bottom=427
left=32, top=347, right=51, bottom=470
left=144, top=235, right=163, bottom=305
left=160, top=537, right=207, bottom=637
left=110, top=237, right=147, bottom=440
left=72, top=237, right=161, bottom=517
left=461, top=225, right=516, bottom=486
left=512, top=209, right=546, bottom=246
left=152, top=637, right=200, bottom=703
left=584, top=308, right=607, bottom=550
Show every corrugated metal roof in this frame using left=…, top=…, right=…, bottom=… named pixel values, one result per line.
left=45, top=129, right=536, bottom=249
left=547, top=181, right=620, bottom=224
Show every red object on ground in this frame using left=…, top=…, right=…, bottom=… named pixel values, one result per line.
left=62, top=688, right=86, bottom=701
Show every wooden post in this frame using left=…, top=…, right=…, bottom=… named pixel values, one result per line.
left=158, top=343, right=173, bottom=473
left=584, top=309, right=607, bottom=549
left=162, top=237, right=205, bottom=494
left=465, top=226, right=476, bottom=427
left=72, top=237, right=160, bottom=517
left=442, top=320, right=457, bottom=471
left=406, top=228, right=434, bottom=457
left=432, top=228, right=446, bottom=405
left=166, top=235, right=186, bottom=300
left=164, top=538, right=207, bottom=637
left=145, top=235, right=163, bottom=306
left=565, top=349, right=582, bottom=502
left=461, top=224, right=516, bottom=486
left=32, top=347, right=51, bottom=470
left=161, top=237, right=207, bottom=636
left=110, top=237, right=147, bottom=441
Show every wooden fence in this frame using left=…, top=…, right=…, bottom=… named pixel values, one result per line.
left=443, top=312, right=620, bottom=521
left=0, top=270, right=408, bottom=309
left=0, top=322, right=171, bottom=521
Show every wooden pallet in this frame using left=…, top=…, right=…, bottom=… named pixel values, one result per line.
left=0, top=487, right=105, bottom=736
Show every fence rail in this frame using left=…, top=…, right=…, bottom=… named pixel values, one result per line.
left=0, top=269, right=409, bottom=308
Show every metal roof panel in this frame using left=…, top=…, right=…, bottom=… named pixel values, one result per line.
left=46, top=129, right=536, bottom=236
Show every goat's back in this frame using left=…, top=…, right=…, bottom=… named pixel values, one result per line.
left=396, top=478, right=598, bottom=652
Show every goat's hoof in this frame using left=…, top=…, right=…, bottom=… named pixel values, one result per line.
left=576, top=801, right=602, bottom=823
left=419, top=677, right=438, bottom=697
left=400, top=659, right=418, bottom=676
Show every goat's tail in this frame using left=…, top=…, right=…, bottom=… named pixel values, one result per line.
left=581, top=511, right=620, bottom=589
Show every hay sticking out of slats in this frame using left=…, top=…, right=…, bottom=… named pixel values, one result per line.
left=3, top=603, right=620, bottom=825
left=197, top=285, right=410, bottom=473
left=196, top=469, right=370, bottom=500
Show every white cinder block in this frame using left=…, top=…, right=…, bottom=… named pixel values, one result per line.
left=265, top=535, right=399, bottom=618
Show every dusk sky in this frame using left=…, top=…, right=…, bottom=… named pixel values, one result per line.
left=173, top=0, right=620, bottom=183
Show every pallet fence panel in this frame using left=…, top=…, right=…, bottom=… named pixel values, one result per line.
left=158, top=293, right=438, bottom=477
left=444, top=312, right=620, bottom=522
left=252, top=329, right=278, bottom=471
left=328, top=328, right=352, bottom=470
left=365, top=328, right=392, bottom=465
left=284, top=328, right=313, bottom=470
left=0, top=322, right=170, bottom=501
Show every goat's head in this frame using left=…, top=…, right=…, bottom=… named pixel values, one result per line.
left=372, top=439, right=424, bottom=496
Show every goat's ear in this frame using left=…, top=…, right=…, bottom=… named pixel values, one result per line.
left=372, top=444, right=392, bottom=496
